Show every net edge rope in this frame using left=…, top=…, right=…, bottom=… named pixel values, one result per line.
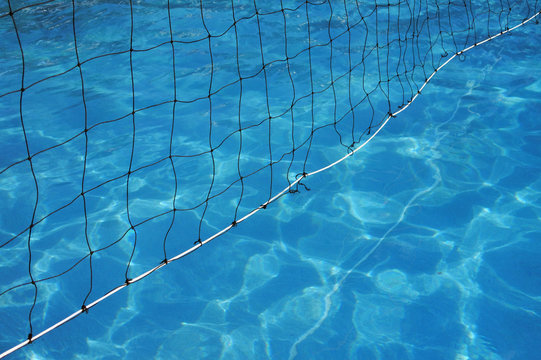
left=1, top=9, right=540, bottom=360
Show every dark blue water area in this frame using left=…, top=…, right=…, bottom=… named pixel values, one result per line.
left=1, top=1, right=541, bottom=360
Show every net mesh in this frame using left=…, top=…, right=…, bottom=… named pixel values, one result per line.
left=0, top=0, right=539, bottom=356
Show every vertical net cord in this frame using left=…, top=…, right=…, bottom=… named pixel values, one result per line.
left=123, top=0, right=138, bottom=284
left=162, top=0, right=180, bottom=263
left=356, top=4, right=374, bottom=141
left=345, top=0, right=355, bottom=146
left=282, top=0, right=299, bottom=190
left=253, top=0, right=275, bottom=203
left=231, top=0, right=246, bottom=224
left=302, top=1, right=316, bottom=177
left=6, top=0, right=39, bottom=344
left=71, top=0, right=93, bottom=313
left=328, top=1, right=347, bottom=148
left=196, top=0, right=217, bottom=246
left=1, top=9, right=539, bottom=358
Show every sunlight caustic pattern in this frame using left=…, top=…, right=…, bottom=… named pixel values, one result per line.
left=0, top=0, right=540, bottom=357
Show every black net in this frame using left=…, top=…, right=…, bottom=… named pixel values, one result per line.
left=0, top=0, right=539, bottom=356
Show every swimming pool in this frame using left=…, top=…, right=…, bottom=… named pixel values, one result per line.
left=1, top=1, right=540, bottom=359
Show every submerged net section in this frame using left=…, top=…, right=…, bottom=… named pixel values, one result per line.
left=0, top=0, right=539, bottom=356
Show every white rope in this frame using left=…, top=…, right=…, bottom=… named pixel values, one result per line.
left=1, top=10, right=539, bottom=359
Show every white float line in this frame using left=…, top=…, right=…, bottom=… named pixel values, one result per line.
left=1, top=10, right=539, bottom=359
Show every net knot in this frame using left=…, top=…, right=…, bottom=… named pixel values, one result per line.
left=294, top=173, right=310, bottom=191
left=231, top=220, right=237, bottom=227
left=81, top=305, right=89, bottom=314
left=194, top=238, right=203, bottom=246
left=27, top=334, right=33, bottom=343
left=295, top=172, right=308, bottom=180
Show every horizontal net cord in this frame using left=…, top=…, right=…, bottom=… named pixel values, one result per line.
left=0, top=0, right=358, bottom=101
left=0, top=0, right=55, bottom=19
left=1, top=8, right=539, bottom=359
left=0, top=28, right=387, bottom=176
left=0, top=24, right=434, bottom=250
left=1, top=0, right=400, bottom=252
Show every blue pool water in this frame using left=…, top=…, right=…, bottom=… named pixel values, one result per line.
left=1, top=1, right=540, bottom=359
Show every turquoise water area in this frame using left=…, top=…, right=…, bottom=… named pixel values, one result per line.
left=1, top=1, right=540, bottom=359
